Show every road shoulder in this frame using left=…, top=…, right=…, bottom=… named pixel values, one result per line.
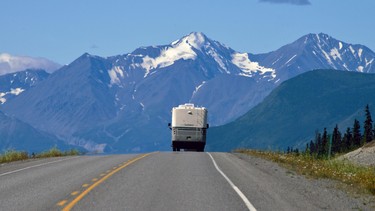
left=227, top=152, right=375, bottom=210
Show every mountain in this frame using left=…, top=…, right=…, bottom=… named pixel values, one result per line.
left=207, top=69, right=375, bottom=152
left=0, top=69, right=49, bottom=104
left=0, top=110, right=72, bottom=153
left=253, top=33, right=375, bottom=82
left=106, top=32, right=277, bottom=124
left=1, top=32, right=277, bottom=152
left=1, top=32, right=375, bottom=153
left=0, top=53, right=61, bottom=75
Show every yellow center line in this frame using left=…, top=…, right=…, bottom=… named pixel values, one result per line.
left=57, top=200, right=68, bottom=206
left=62, top=152, right=155, bottom=211
left=82, top=184, right=89, bottom=188
left=71, top=191, right=80, bottom=196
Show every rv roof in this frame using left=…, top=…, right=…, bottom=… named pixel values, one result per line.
left=176, top=103, right=206, bottom=110
left=180, top=103, right=195, bottom=108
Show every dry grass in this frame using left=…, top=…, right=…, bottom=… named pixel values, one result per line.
left=0, top=150, right=29, bottom=163
left=0, top=147, right=80, bottom=164
left=237, top=149, right=375, bottom=195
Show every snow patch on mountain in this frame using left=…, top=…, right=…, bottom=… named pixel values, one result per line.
left=339, top=42, right=343, bottom=50
left=330, top=48, right=342, bottom=61
left=10, top=88, right=24, bottom=95
left=140, top=102, right=145, bottom=110
left=140, top=32, right=220, bottom=77
left=207, top=49, right=229, bottom=73
left=0, top=88, right=25, bottom=104
left=358, top=48, right=363, bottom=58
left=285, top=55, right=297, bottom=64
left=182, top=32, right=206, bottom=50
left=366, top=58, right=374, bottom=67
left=232, top=52, right=275, bottom=78
left=191, top=81, right=206, bottom=98
left=141, top=41, right=197, bottom=77
left=108, top=66, right=124, bottom=86
left=349, top=46, right=355, bottom=55
left=321, top=48, right=333, bottom=65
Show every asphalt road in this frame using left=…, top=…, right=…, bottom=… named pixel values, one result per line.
left=0, top=152, right=373, bottom=211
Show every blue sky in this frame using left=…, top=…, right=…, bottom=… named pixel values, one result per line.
left=1, top=0, right=374, bottom=64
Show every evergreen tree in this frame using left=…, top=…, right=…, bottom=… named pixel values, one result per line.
left=342, top=127, right=353, bottom=152
left=317, top=133, right=322, bottom=156
left=363, top=104, right=373, bottom=144
left=294, top=148, right=299, bottom=155
left=309, top=140, right=315, bottom=155
left=315, top=131, right=322, bottom=156
left=332, top=124, right=342, bottom=154
left=321, top=128, right=329, bottom=157
left=304, top=143, right=310, bottom=155
left=352, top=119, right=361, bottom=148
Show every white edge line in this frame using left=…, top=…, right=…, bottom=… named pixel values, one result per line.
left=207, top=152, right=257, bottom=211
left=0, top=156, right=79, bottom=177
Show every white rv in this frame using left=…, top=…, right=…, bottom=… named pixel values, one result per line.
left=168, top=103, right=208, bottom=151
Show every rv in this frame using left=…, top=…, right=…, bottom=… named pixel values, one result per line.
left=168, top=104, right=208, bottom=151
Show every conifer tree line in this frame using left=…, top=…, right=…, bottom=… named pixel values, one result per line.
left=287, top=105, right=374, bottom=158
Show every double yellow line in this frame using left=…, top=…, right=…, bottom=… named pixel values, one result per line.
left=62, top=152, right=154, bottom=211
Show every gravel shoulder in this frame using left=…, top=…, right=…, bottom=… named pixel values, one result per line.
left=228, top=152, right=375, bottom=211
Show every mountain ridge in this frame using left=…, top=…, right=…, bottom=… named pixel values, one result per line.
left=207, top=69, right=375, bottom=151
left=1, top=32, right=375, bottom=153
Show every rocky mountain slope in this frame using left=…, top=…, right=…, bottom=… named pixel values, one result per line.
left=0, top=110, right=72, bottom=153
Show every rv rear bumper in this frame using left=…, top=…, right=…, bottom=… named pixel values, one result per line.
left=172, top=141, right=205, bottom=152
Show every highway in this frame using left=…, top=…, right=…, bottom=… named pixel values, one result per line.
left=0, top=152, right=372, bottom=211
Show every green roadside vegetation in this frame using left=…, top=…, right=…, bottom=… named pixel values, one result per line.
left=236, top=104, right=375, bottom=195
left=237, top=149, right=375, bottom=196
left=0, top=147, right=80, bottom=164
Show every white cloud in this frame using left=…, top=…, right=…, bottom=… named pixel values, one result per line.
left=0, top=53, right=61, bottom=75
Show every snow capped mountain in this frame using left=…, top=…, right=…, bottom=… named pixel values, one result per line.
left=2, top=54, right=117, bottom=137
left=109, top=32, right=275, bottom=82
left=0, top=69, right=49, bottom=104
left=254, top=33, right=375, bottom=82
left=0, top=53, right=61, bottom=75
left=1, top=32, right=277, bottom=152
left=1, top=32, right=375, bottom=153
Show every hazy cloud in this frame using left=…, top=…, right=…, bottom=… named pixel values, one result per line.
left=259, top=0, right=311, bottom=5
left=0, top=53, right=61, bottom=75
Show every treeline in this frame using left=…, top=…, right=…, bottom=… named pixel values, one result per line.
left=287, top=104, right=374, bottom=158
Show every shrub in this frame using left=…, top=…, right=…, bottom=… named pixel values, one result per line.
left=0, top=150, right=29, bottom=163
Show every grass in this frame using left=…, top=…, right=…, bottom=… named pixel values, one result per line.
left=0, top=147, right=80, bottom=164
left=237, top=149, right=375, bottom=195
left=0, top=150, right=29, bottom=163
